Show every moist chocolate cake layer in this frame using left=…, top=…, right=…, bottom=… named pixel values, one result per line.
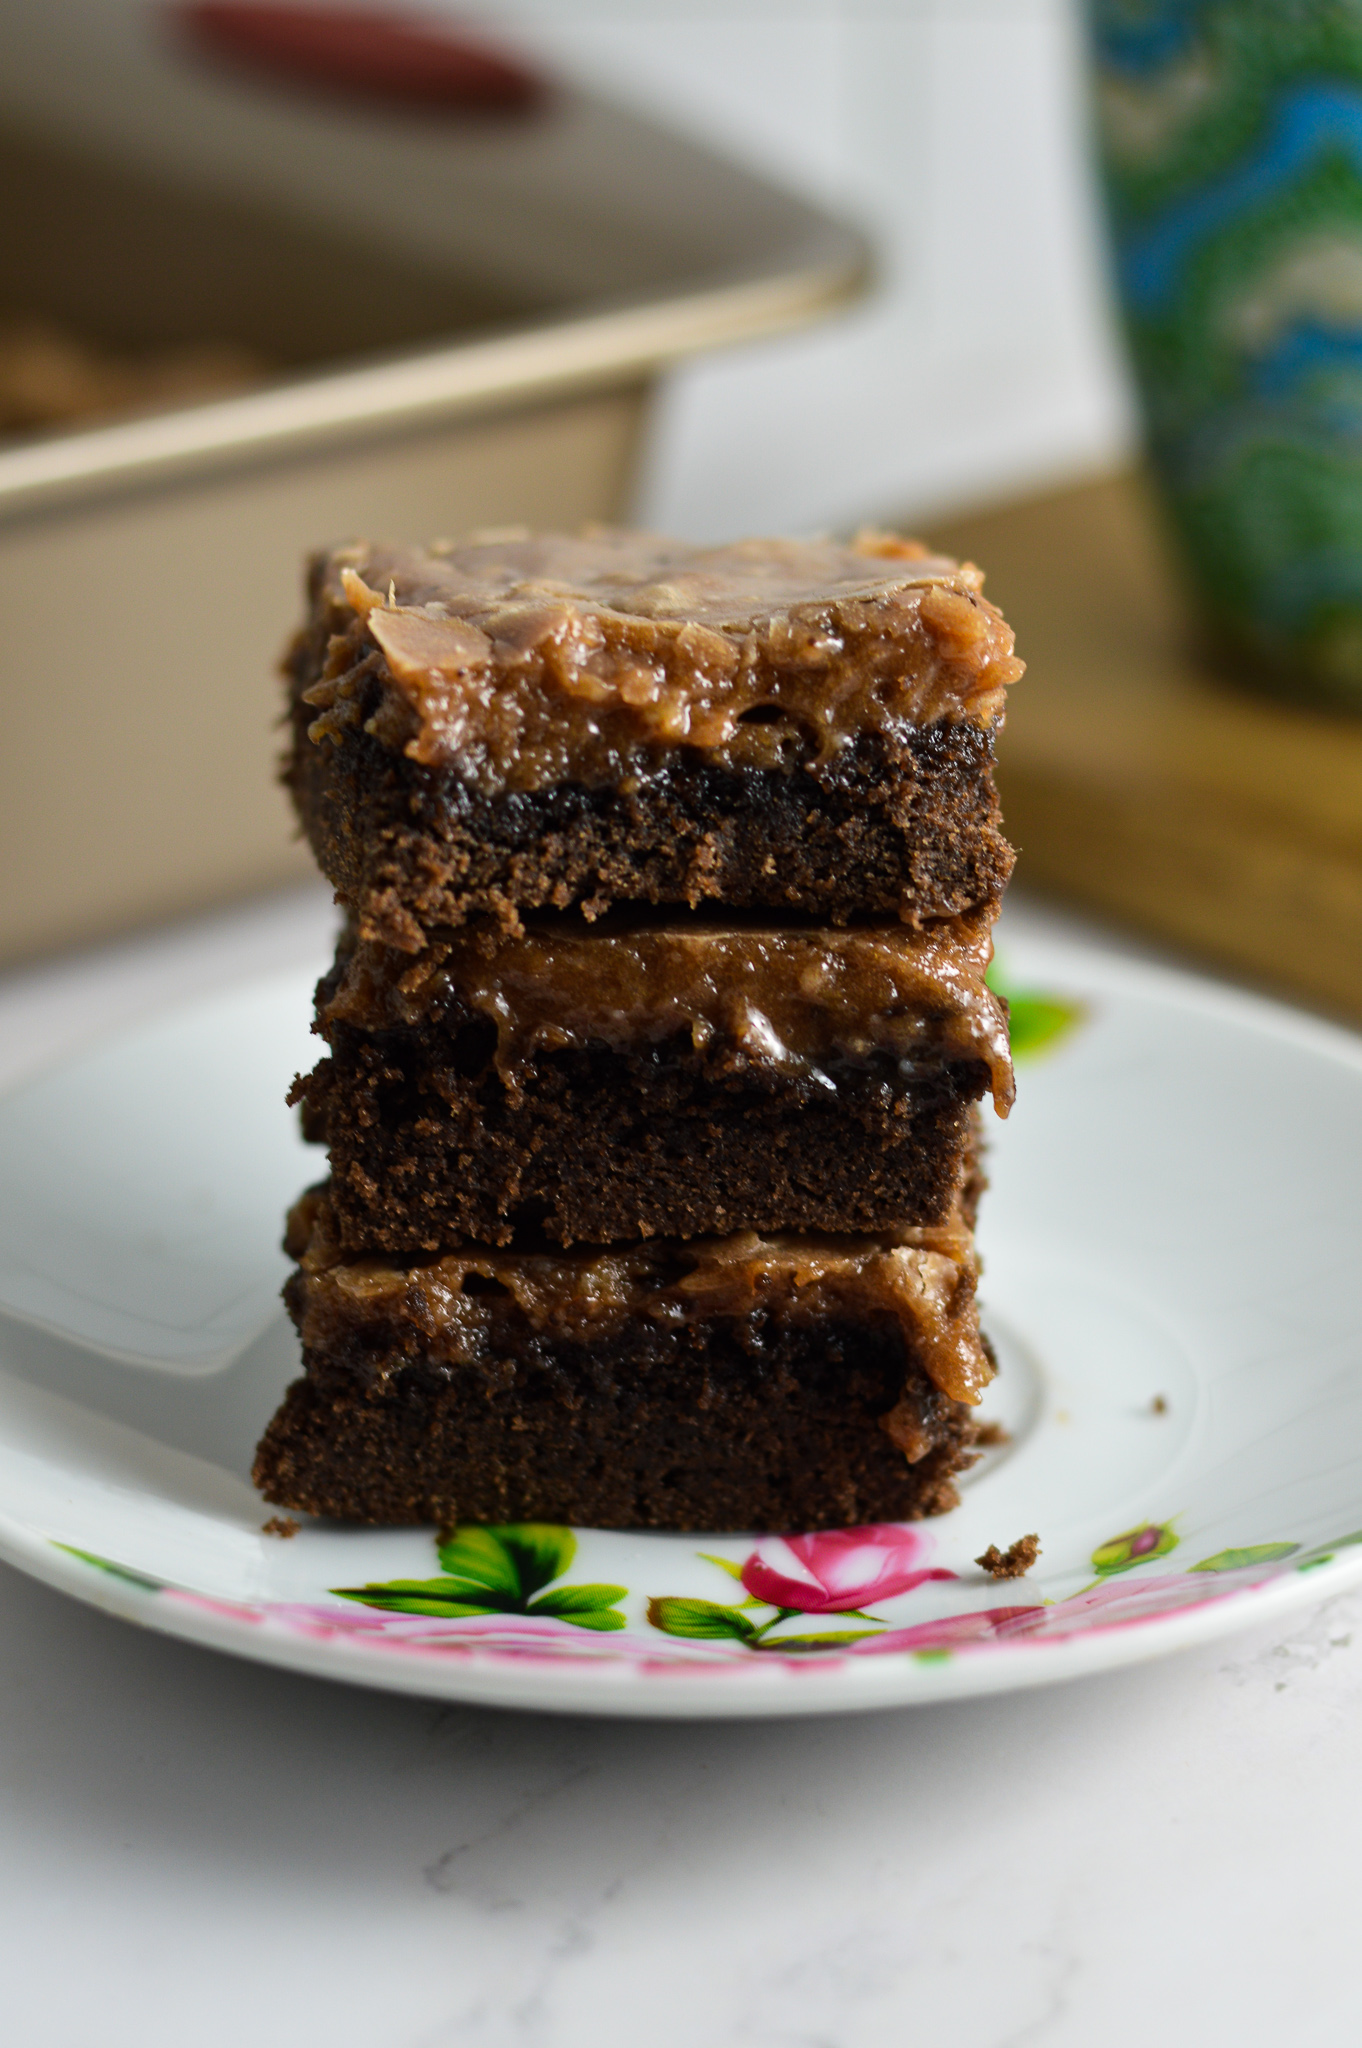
left=252, top=1336, right=980, bottom=1531
left=299, top=1034, right=990, bottom=1250
left=253, top=1187, right=988, bottom=1528
left=288, top=715, right=1014, bottom=949
left=299, top=909, right=1009, bottom=1248
left=277, top=1185, right=991, bottom=1401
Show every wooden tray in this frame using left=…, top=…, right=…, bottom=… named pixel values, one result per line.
left=930, top=472, right=1362, bottom=1022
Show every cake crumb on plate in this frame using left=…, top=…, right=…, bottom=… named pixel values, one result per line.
left=976, top=1534, right=1041, bottom=1579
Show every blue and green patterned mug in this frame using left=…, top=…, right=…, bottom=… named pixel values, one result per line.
left=1090, top=0, right=1362, bottom=704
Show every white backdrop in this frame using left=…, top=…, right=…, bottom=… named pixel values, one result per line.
left=460, top=0, right=1136, bottom=536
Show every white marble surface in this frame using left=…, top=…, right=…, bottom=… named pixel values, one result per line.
left=2, top=887, right=1361, bottom=2046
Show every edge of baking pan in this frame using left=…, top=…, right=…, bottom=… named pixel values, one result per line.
left=0, top=235, right=869, bottom=521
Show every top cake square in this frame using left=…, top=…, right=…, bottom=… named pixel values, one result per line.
left=285, top=528, right=1022, bottom=948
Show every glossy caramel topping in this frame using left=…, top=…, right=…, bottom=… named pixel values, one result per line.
left=300, top=528, right=1023, bottom=794
left=288, top=1186, right=991, bottom=1406
left=321, top=908, right=1014, bottom=1113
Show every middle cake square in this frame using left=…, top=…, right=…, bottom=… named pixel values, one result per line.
left=294, top=909, right=1013, bottom=1252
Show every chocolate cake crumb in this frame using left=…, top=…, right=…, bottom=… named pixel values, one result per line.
left=974, top=1419, right=1011, bottom=1448
left=976, top=1533, right=1040, bottom=1579
left=262, top=1515, right=300, bottom=1539
left=1151, top=1394, right=1168, bottom=1415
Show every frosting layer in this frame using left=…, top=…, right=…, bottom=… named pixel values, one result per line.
left=319, top=909, right=1014, bottom=1114
left=300, top=528, right=1024, bottom=794
left=286, top=1186, right=992, bottom=1407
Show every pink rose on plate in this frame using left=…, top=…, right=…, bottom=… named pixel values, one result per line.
left=741, top=1525, right=956, bottom=1614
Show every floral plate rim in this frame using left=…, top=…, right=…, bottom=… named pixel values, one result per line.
left=6, top=1514, right=1362, bottom=1720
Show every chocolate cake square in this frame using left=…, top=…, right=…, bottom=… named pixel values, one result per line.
left=285, top=530, right=1020, bottom=949
left=292, top=912, right=1011, bottom=1251
left=252, top=1186, right=990, bottom=1529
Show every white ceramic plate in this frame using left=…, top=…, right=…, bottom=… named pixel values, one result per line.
left=1, top=925, right=1360, bottom=1719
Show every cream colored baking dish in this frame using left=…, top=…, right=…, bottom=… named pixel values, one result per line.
left=0, top=2, right=868, bottom=961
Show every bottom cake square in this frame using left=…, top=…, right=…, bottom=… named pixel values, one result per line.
left=253, top=1187, right=992, bottom=1531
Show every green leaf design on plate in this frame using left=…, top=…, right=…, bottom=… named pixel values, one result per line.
left=1005, top=991, right=1087, bottom=1059
left=529, top=1582, right=626, bottom=1614
left=1292, top=1530, right=1362, bottom=1571
left=334, top=1523, right=621, bottom=1630
left=696, top=1551, right=746, bottom=1581
left=53, top=1543, right=163, bottom=1593
left=647, top=1597, right=757, bottom=1641
left=750, top=1629, right=880, bottom=1654
left=1190, top=1544, right=1299, bottom=1573
left=332, top=1587, right=505, bottom=1619
left=986, top=961, right=1086, bottom=1060
left=529, top=1584, right=628, bottom=1630
left=436, top=1522, right=575, bottom=1601
left=544, top=1607, right=627, bottom=1633
left=337, top=1576, right=500, bottom=1601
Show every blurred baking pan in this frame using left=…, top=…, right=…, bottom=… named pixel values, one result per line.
left=0, top=0, right=869, bottom=962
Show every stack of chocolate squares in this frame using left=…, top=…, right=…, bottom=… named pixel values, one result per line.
left=254, top=530, right=1022, bottom=1530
